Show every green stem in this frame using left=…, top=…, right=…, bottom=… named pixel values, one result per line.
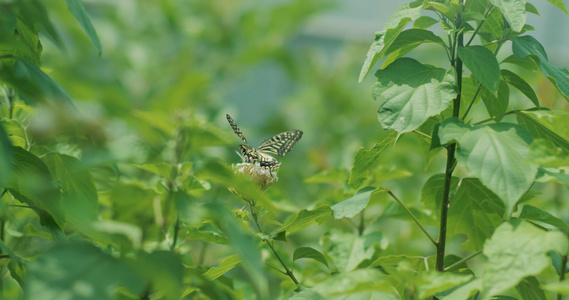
left=248, top=202, right=300, bottom=287
left=443, top=251, right=482, bottom=272
left=436, top=3, right=464, bottom=273
left=558, top=233, right=569, bottom=300
left=358, top=210, right=365, bottom=236
left=170, top=214, right=180, bottom=251
left=385, top=190, right=437, bottom=246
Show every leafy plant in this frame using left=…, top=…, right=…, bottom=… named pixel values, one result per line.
left=2, top=0, right=569, bottom=300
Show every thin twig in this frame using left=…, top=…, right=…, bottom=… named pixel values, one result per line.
left=443, top=251, right=482, bottom=272
left=384, top=190, right=437, bottom=246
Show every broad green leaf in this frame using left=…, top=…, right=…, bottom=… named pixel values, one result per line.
left=359, top=1, right=424, bottom=82
left=502, top=54, right=539, bottom=72
left=105, top=183, right=155, bottom=227
left=489, top=0, right=527, bottom=32
left=518, top=204, right=569, bottom=232
left=270, top=205, right=332, bottom=237
left=293, top=246, right=328, bottom=267
left=187, top=225, right=228, bottom=245
left=65, top=0, right=102, bottom=55
left=203, top=255, right=243, bottom=281
left=89, top=220, right=142, bottom=251
left=5, top=59, right=75, bottom=107
left=2, top=119, right=27, bottom=148
left=382, top=29, right=446, bottom=65
left=17, top=0, right=64, bottom=51
left=448, top=178, right=505, bottom=250
left=331, top=187, right=378, bottom=219
left=7, top=147, right=65, bottom=227
left=42, top=153, right=98, bottom=225
left=136, top=162, right=173, bottom=179
left=546, top=0, right=569, bottom=14
left=458, top=46, right=500, bottom=93
left=413, top=16, right=438, bottom=29
left=441, top=279, right=482, bottom=300
left=439, top=119, right=536, bottom=215
left=0, top=124, right=13, bottom=186
left=372, top=58, right=457, bottom=133
left=480, top=80, right=509, bottom=119
left=312, top=269, right=395, bottom=297
left=516, top=276, right=547, bottom=300
left=420, top=174, right=459, bottom=219
left=537, top=168, right=569, bottom=189
left=0, top=18, right=41, bottom=64
left=478, top=7, right=504, bottom=47
left=324, top=231, right=375, bottom=272
left=517, top=110, right=569, bottom=154
left=501, top=69, right=539, bottom=106
left=128, top=251, right=183, bottom=300
left=25, top=243, right=144, bottom=300
left=349, top=131, right=397, bottom=188
left=481, top=219, right=568, bottom=299
left=417, top=271, right=473, bottom=299
left=513, top=36, right=569, bottom=100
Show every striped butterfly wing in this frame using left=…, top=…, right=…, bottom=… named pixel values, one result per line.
left=226, top=114, right=249, bottom=145
left=257, top=130, right=303, bottom=156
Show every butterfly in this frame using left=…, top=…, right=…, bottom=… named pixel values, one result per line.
left=226, top=114, right=303, bottom=170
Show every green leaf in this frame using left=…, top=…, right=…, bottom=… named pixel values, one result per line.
left=25, top=243, right=144, bottom=300
left=413, top=16, right=439, bottom=29
left=527, top=139, right=569, bottom=167
left=203, top=255, right=243, bottom=281
left=543, top=280, right=569, bottom=295
left=7, top=147, right=65, bottom=227
left=448, top=178, right=505, bottom=250
left=372, top=58, right=457, bottom=133
left=382, top=29, right=446, bottom=65
left=349, top=131, right=397, bottom=188
left=0, top=124, right=13, bottom=186
left=502, top=54, right=540, bottom=72
left=370, top=254, right=433, bottom=270
left=17, top=0, right=64, bottom=51
left=136, top=162, right=173, bottom=179
left=293, top=246, right=328, bottom=268
left=417, top=271, right=473, bottom=299
left=359, top=1, right=424, bottom=82
left=481, top=219, right=568, bottom=299
left=480, top=80, right=509, bottom=119
left=65, top=0, right=102, bottom=55
left=270, top=205, right=332, bottom=237
left=441, top=279, right=482, bottom=300
left=312, top=269, right=394, bottom=297
left=324, top=231, right=375, bottom=272
left=513, top=36, right=569, bottom=100
left=42, top=153, right=98, bottom=225
left=420, top=174, right=459, bottom=219
left=458, top=46, right=501, bottom=93
left=518, top=204, right=569, bottom=232
left=546, top=0, right=569, bottom=14
left=489, top=0, right=527, bottom=32
left=305, top=168, right=348, bottom=184
left=439, top=119, right=537, bottom=215
left=289, top=290, right=327, bottom=300
left=331, top=187, right=379, bottom=219
left=516, top=276, right=547, bottom=300
left=517, top=110, right=569, bottom=155
left=501, top=69, right=539, bottom=106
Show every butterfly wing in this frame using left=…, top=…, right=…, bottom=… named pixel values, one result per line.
left=257, top=130, right=303, bottom=156
left=226, top=114, right=249, bottom=145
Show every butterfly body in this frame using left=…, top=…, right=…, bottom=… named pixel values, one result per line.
left=226, top=114, right=302, bottom=170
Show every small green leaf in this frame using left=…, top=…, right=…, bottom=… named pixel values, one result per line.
left=543, top=280, right=569, bottom=295
left=17, top=0, right=64, bottom=51
left=518, top=204, right=569, bottom=232
left=293, top=246, right=328, bottom=267
left=441, top=279, right=481, bottom=300
left=489, top=0, right=527, bottom=32
left=513, top=36, right=569, bottom=100
left=420, top=174, right=459, bottom=219
left=516, top=276, right=547, bottom=300
left=481, top=219, right=568, bottom=299
left=527, top=139, right=569, bottom=167
left=305, top=168, right=348, bottom=184
left=382, top=29, right=446, bottom=65
left=203, top=255, right=243, bottom=281
left=372, top=58, right=457, bottom=133
left=332, top=187, right=378, bottom=219
left=458, top=46, right=501, bottom=93
left=271, top=205, right=332, bottom=236
left=349, top=131, right=397, bottom=188
left=417, top=271, right=473, bottom=299
left=517, top=110, right=569, bottom=154
left=546, top=0, right=569, bottom=15
left=325, top=231, right=375, bottom=272
left=501, top=69, right=539, bottom=106
left=136, top=162, right=173, bottom=179
left=502, top=54, right=540, bottom=72
left=439, top=119, right=537, bottom=215
left=480, top=80, right=509, bottom=119
left=65, top=0, right=102, bottom=55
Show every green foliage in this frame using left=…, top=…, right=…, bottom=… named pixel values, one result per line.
left=2, top=0, right=569, bottom=299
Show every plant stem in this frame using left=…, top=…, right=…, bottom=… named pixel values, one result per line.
left=558, top=233, right=569, bottom=300
left=443, top=250, right=482, bottom=272
left=385, top=190, right=437, bottom=246
left=436, top=4, right=464, bottom=273
left=171, top=214, right=180, bottom=251
left=248, top=202, right=300, bottom=287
